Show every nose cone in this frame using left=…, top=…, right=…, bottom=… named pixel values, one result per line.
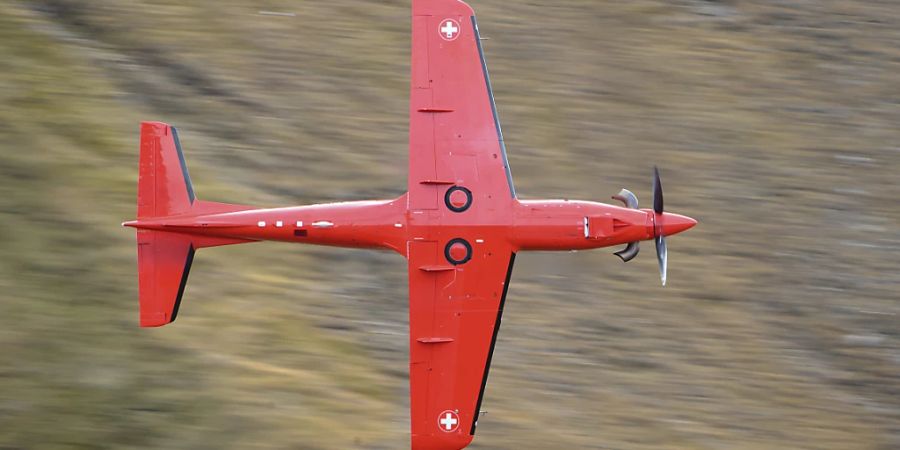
left=660, top=212, right=697, bottom=236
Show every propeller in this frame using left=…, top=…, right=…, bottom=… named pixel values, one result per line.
left=613, top=167, right=693, bottom=285
left=652, top=166, right=667, bottom=286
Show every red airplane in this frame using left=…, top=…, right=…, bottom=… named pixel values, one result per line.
left=124, top=0, right=696, bottom=448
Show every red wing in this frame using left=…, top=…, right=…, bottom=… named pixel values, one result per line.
left=408, top=240, right=516, bottom=449
left=406, top=2, right=518, bottom=448
left=408, top=0, right=515, bottom=213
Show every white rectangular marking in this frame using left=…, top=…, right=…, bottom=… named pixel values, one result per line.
left=257, top=221, right=266, bottom=228
left=258, top=10, right=296, bottom=17
left=296, top=221, right=303, bottom=228
left=275, top=221, right=283, bottom=228
left=312, top=221, right=334, bottom=228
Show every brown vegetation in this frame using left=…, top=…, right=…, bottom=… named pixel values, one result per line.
left=0, top=1, right=898, bottom=448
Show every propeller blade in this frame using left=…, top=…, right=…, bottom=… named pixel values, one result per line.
left=614, top=241, right=640, bottom=262
left=652, top=166, right=664, bottom=214
left=655, top=235, right=667, bottom=286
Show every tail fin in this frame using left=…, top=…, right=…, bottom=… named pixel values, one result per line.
left=138, top=122, right=195, bottom=219
left=137, top=231, right=194, bottom=327
left=131, top=122, right=253, bottom=327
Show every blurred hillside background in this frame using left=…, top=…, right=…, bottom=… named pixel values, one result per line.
left=1, top=0, right=898, bottom=448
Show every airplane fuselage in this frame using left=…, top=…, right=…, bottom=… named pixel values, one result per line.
left=125, top=196, right=694, bottom=256
left=125, top=1, right=697, bottom=446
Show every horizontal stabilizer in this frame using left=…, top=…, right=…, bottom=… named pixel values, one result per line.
left=130, top=122, right=255, bottom=326
left=138, top=122, right=195, bottom=219
left=137, top=230, right=195, bottom=327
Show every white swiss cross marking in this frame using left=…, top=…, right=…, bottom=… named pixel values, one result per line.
left=438, top=410, right=460, bottom=432
left=440, top=19, right=460, bottom=41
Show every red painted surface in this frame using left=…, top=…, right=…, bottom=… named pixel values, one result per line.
left=124, top=1, right=695, bottom=448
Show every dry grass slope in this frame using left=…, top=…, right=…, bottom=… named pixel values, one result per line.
left=0, top=1, right=898, bottom=449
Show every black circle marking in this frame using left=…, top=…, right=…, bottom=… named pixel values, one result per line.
left=445, top=238, right=473, bottom=265
left=444, top=186, right=473, bottom=213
